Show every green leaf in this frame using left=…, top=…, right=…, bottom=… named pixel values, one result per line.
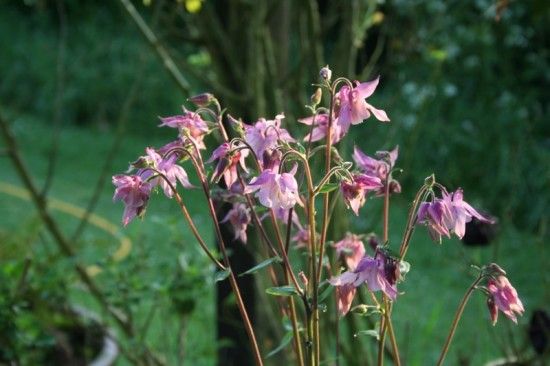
left=239, top=256, right=282, bottom=277
left=265, top=286, right=298, bottom=297
left=354, top=330, right=379, bottom=340
left=266, top=331, right=293, bottom=358
left=317, top=182, right=339, bottom=194
left=214, top=269, right=230, bottom=283
left=319, top=283, right=334, bottom=302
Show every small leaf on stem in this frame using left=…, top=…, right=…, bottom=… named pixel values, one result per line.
left=265, top=286, right=299, bottom=297
left=239, top=256, right=282, bottom=277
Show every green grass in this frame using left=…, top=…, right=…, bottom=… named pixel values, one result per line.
left=1, top=118, right=546, bottom=365
left=0, top=117, right=216, bottom=365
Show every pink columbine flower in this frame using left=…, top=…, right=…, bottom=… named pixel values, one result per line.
left=333, top=233, right=366, bottom=270
left=444, top=189, right=494, bottom=239
left=416, top=199, right=454, bottom=243
left=487, top=275, right=524, bottom=325
left=244, top=114, right=295, bottom=160
left=353, top=146, right=398, bottom=182
left=340, top=174, right=383, bottom=215
left=140, top=148, right=193, bottom=198
left=159, top=108, right=209, bottom=149
left=207, top=142, right=248, bottom=188
left=112, top=175, right=152, bottom=226
left=221, top=203, right=251, bottom=243
left=244, top=166, right=302, bottom=210
left=330, top=252, right=398, bottom=316
left=334, top=76, right=390, bottom=131
left=353, top=146, right=401, bottom=196
left=417, top=188, right=493, bottom=242
left=298, top=113, right=346, bottom=144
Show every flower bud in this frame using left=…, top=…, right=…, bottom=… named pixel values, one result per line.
left=424, top=174, right=436, bottom=186
left=299, top=271, right=309, bottom=287
left=320, top=65, right=332, bottom=81
left=187, top=93, right=215, bottom=107
left=227, top=114, right=244, bottom=135
left=129, top=156, right=150, bottom=170
left=487, top=263, right=507, bottom=276
left=310, top=87, right=322, bottom=106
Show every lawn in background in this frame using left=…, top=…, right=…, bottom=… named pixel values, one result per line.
left=1, top=117, right=545, bottom=365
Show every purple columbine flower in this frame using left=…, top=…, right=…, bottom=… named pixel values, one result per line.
left=333, top=233, right=366, bottom=270
left=334, top=76, right=390, bottom=132
left=221, top=203, right=251, bottom=243
left=159, top=108, right=209, bottom=149
left=416, top=199, right=454, bottom=243
left=353, top=146, right=401, bottom=195
left=112, top=175, right=152, bottom=226
left=417, top=188, right=493, bottom=242
left=244, top=165, right=302, bottom=210
left=329, top=252, right=399, bottom=316
left=298, top=113, right=346, bottom=144
left=353, top=146, right=398, bottom=182
left=444, top=189, right=494, bottom=239
left=207, top=142, right=248, bottom=188
left=340, top=174, right=383, bottom=215
left=487, top=275, right=524, bottom=325
left=139, top=148, right=193, bottom=198
left=244, top=114, right=295, bottom=160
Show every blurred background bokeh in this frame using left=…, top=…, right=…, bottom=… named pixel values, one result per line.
left=0, top=0, right=548, bottom=365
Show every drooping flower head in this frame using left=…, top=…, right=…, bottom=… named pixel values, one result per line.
left=244, top=165, right=302, bottom=210
left=138, top=148, right=193, bottom=198
left=112, top=175, right=152, bottom=226
left=487, top=275, right=524, bottom=325
left=353, top=146, right=398, bottom=182
left=334, top=76, right=390, bottom=131
left=207, top=142, right=248, bottom=188
left=329, top=251, right=399, bottom=316
left=221, top=203, right=251, bottom=243
left=416, top=199, right=453, bottom=243
left=443, top=189, right=494, bottom=239
left=244, top=114, right=295, bottom=165
left=340, top=173, right=383, bottom=215
left=417, top=188, right=494, bottom=242
left=159, top=108, right=209, bottom=149
left=333, top=233, right=366, bottom=270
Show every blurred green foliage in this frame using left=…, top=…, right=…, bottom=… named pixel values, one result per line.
left=2, top=0, right=546, bottom=232
left=0, top=0, right=548, bottom=364
left=0, top=2, right=181, bottom=131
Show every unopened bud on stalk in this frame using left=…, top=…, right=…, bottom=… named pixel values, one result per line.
left=299, top=271, right=309, bottom=287
left=320, top=65, right=332, bottom=81
left=188, top=93, right=215, bottom=107
left=487, top=263, right=507, bottom=276
left=129, top=156, right=149, bottom=170
left=424, top=173, right=436, bottom=187
left=310, top=88, right=322, bottom=106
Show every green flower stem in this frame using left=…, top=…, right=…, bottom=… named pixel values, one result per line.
left=186, top=144, right=264, bottom=366
left=436, top=274, right=484, bottom=366
left=398, top=184, right=431, bottom=259
left=378, top=174, right=401, bottom=366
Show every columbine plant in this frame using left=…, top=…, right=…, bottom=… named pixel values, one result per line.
left=113, top=66, right=523, bottom=366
